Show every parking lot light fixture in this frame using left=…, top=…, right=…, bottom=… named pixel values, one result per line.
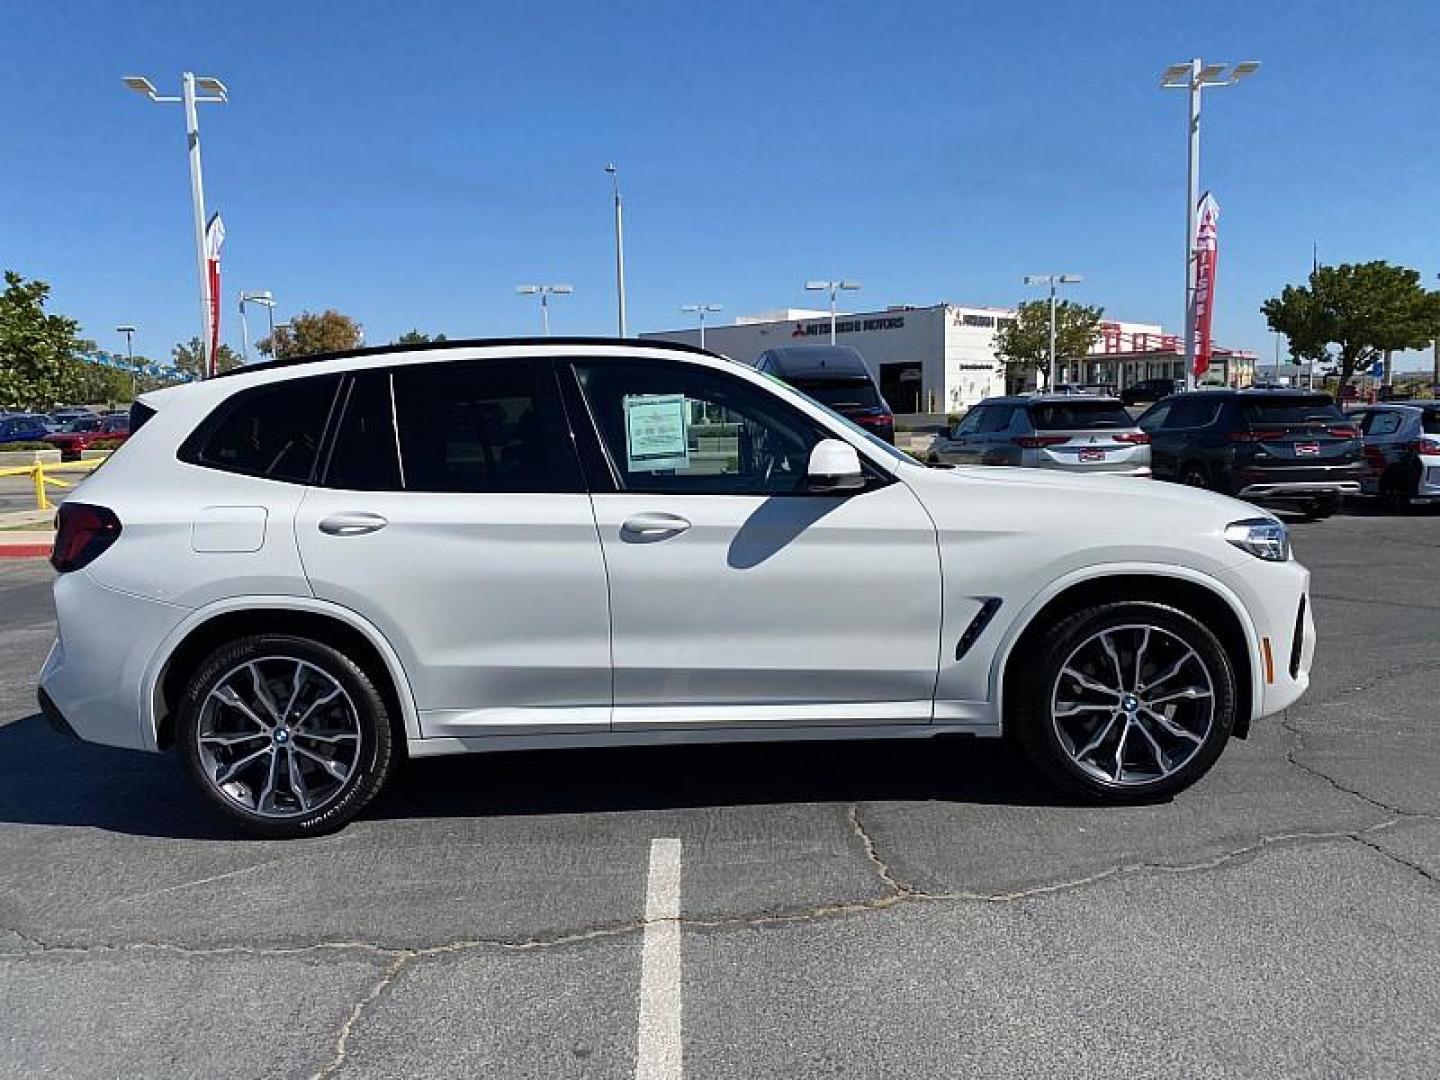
left=604, top=164, right=627, bottom=337
left=124, top=71, right=228, bottom=377
left=1160, top=57, right=1260, bottom=392
left=238, top=290, right=276, bottom=362
left=680, top=304, right=723, bottom=350
left=804, top=280, right=862, bottom=345
left=116, top=325, right=137, bottom=398
left=1024, top=274, right=1084, bottom=390
left=516, top=284, right=573, bottom=337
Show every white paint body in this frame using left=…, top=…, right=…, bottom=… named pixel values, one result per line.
left=39, top=342, right=1314, bottom=759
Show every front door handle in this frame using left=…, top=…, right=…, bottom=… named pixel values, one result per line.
left=621, top=512, right=691, bottom=538
left=319, top=512, right=388, bottom=537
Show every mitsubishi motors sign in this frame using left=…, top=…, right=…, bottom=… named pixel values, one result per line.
left=790, top=314, right=906, bottom=338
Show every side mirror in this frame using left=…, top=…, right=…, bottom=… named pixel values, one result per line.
left=806, top=438, right=866, bottom=492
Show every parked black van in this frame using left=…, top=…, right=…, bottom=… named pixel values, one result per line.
left=752, top=345, right=895, bottom=443
left=1137, top=390, right=1363, bottom=518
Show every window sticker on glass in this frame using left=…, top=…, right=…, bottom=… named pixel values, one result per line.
left=623, top=393, right=690, bottom=471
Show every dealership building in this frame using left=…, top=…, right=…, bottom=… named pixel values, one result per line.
left=643, top=303, right=1256, bottom=413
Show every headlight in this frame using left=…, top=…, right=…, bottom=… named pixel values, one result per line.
left=1224, top=518, right=1290, bottom=562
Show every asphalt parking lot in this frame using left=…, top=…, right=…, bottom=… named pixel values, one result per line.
left=1, top=506, right=1437, bottom=1079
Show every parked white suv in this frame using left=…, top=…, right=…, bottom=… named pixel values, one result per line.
left=39, top=339, right=1315, bottom=837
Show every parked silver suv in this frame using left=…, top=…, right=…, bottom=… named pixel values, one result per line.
left=930, top=395, right=1151, bottom=475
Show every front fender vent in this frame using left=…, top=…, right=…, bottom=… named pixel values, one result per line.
left=956, top=597, right=1003, bottom=660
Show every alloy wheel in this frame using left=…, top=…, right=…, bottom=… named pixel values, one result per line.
left=195, top=656, right=363, bottom=819
left=1049, top=623, right=1215, bottom=787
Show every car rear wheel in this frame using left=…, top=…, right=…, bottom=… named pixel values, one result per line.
left=178, top=635, right=395, bottom=838
left=1180, top=463, right=1209, bottom=489
left=1011, top=602, right=1237, bottom=802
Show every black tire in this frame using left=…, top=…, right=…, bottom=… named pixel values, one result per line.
left=1010, top=602, right=1237, bottom=803
left=178, top=634, right=395, bottom=838
left=1300, top=495, right=1340, bottom=520
left=1180, top=463, right=1209, bottom=490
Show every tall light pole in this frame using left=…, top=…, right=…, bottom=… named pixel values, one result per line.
left=604, top=164, right=627, bottom=337
left=1160, top=58, right=1260, bottom=391
left=680, top=304, right=723, bottom=350
left=123, top=72, right=228, bottom=378
left=516, top=284, right=573, bottom=336
left=116, top=325, right=137, bottom=399
left=238, top=290, right=276, bottom=362
left=1024, top=274, right=1083, bottom=390
left=804, top=280, right=862, bottom=344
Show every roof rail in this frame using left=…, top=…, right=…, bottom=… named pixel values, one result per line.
left=213, top=335, right=724, bottom=379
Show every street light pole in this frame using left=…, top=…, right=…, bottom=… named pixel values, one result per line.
left=238, top=290, right=276, bottom=363
left=1160, top=58, right=1259, bottom=391
left=605, top=164, right=627, bottom=337
left=516, top=284, right=573, bottom=337
left=804, top=280, right=862, bottom=344
left=1023, top=274, right=1083, bottom=389
left=123, top=72, right=228, bottom=378
left=116, top=325, right=137, bottom=399
left=680, top=304, right=723, bottom=350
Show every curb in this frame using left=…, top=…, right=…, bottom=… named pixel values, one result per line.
left=0, top=543, right=52, bottom=559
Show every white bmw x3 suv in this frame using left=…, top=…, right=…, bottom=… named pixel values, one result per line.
left=39, top=339, right=1315, bottom=837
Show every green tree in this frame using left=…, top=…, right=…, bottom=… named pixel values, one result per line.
left=171, top=338, right=244, bottom=380
left=1262, top=261, right=1440, bottom=388
left=0, top=271, right=95, bottom=409
left=259, top=309, right=363, bottom=359
left=393, top=329, right=447, bottom=345
left=993, top=299, right=1105, bottom=386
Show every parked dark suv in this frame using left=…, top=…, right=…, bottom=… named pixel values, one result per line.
left=1137, top=390, right=1363, bottom=518
left=752, top=345, right=895, bottom=443
left=1120, top=378, right=1185, bottom=407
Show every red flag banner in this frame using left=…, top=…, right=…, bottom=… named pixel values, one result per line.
left=205, top=213, right=225, bottom=371
left=1192, top=193, right=1220, bottom=379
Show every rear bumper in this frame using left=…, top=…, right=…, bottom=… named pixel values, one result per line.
left=38, top=570, right=191, bottom=751
left=1238, top=480, right=1361, bottom=499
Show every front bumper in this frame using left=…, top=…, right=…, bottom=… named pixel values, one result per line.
left=1218, top=558, right=1314, bottom=721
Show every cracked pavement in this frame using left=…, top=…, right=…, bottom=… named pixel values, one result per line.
left=1, top=507, right=1437, bottom=1078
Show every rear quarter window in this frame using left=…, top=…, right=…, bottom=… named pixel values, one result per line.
left=180, top=375, right=341, bottom=483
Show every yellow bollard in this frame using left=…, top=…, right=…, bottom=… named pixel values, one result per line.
left=32, top=461, right=51, bottom=512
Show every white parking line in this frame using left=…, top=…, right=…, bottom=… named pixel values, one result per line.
left=636, top=837, right=683, bottom=1080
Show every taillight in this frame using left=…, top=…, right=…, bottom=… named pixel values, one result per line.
left=1413, top=438, right=1440, bottom=454
left=1113, top=432, right=1151, bottom=444
left=1327, top=425, right=1361, bottom=439
left=51, top=502, right=122, bottom=573
left=855, top=412, right=892, bottom=427
left=1013, top=435, right=1070, bottom=448
left=1226, top=429, right=1285, bottom=443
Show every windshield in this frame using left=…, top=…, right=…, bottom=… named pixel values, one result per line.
left=1239, top=396, right=1344, bottom=424
left=790, top=378, right=883, bottom=410
left=1028, top=401, right=1134, bottom=430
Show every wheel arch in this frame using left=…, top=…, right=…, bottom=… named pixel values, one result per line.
left=144, top=597, right=420, bottom=753
left=992, top=567, right=1258, bottom=740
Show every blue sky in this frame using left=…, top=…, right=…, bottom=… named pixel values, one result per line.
left=3, top=0, right=1438, bottom=368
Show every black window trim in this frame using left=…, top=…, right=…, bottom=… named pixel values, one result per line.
left=563, top=354, right=892, bottom=498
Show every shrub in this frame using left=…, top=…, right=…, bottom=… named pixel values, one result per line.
left=0, top=441, right=57, bottom=452
left=88, top=439, right=124, bottom=451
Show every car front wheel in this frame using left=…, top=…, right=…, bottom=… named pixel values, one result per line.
left=1011, top=602, right=1237, bottom=802
left=178, top=635, right=395, bottom=838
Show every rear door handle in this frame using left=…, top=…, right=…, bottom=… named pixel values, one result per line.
left=319, top=512, right=388, bottom=537
left=621, top=512, right=691, bottom=537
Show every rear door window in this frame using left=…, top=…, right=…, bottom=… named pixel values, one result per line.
left=390, top=359, right=581, bottom=493
left=978, top=405, right=1014, bottom=433
left=1164, top=398, right=1222, bottom=429
left=324, top=371, right=403, bottom=491
left=1027, top=401, right=1134, bottom=430
left=181, top=375, right=341, bottom=483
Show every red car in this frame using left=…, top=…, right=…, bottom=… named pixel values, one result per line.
left=44, top=414, right=130, bottom=460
